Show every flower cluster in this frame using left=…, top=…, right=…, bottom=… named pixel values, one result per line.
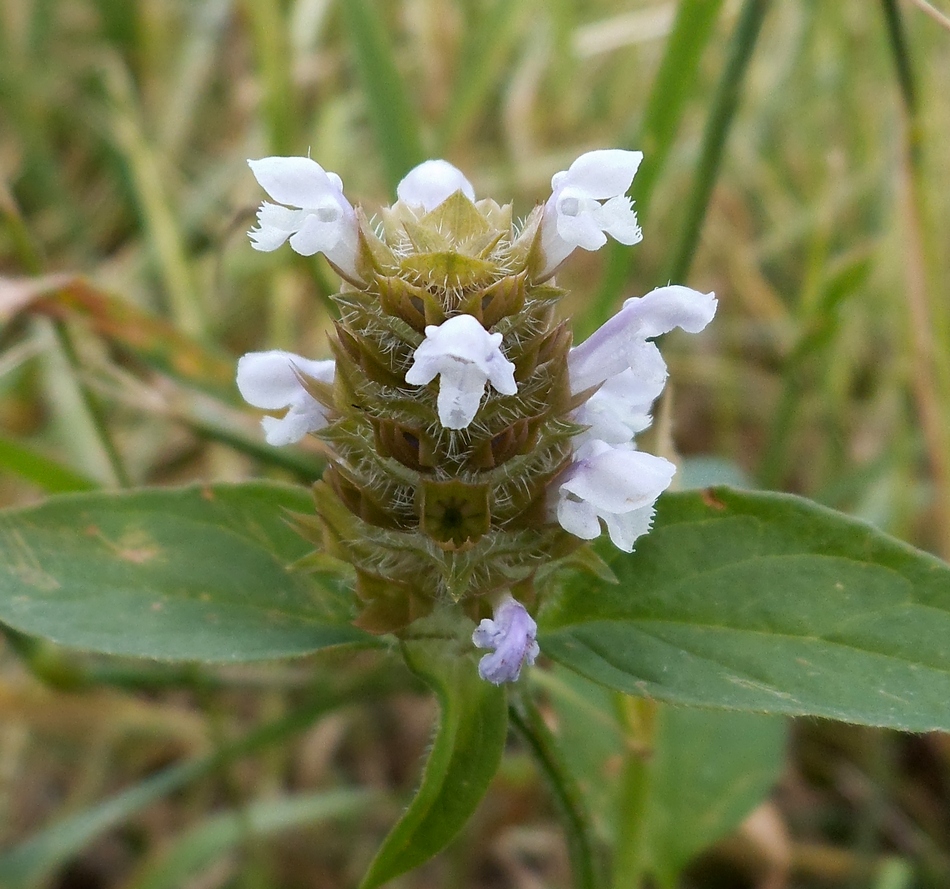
left=238, top=150, right=716, bottom=684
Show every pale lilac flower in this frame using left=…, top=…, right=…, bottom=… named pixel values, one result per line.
left=552, top=285, right=716, bottom=549
left=405, top=315, right=517, bottom=429
left=554, top=439, right=675, bottom=552
left=236, top=350, right=334, bottom=446
left=247, top=157, right=359, bottom=279
left=539, top=149, right=644, bottom=278
left=572, top=360, right=666, bottom=446
left=396, top=159, right=476, bottom=211
left=472, top=594, right=540, bottom=684
left=568, top=285, right=718, bottom=394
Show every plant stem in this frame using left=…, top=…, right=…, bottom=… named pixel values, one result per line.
left=610, top=696, right=658, bottom=889
left=509, top=690, right=600, bottom=889
left=663, top=0, right=770, bottom=284
left=880, top=0, right=950, bottom=557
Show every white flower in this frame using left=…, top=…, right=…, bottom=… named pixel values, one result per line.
left=539, top=149, right=644, bottom=277
left=472, top=594, right=540, bottom=684
left=236, top=350, right=334, bottom=446
left=247, top=156, right=359, bottom=279
left=572, top=359, right=667, bottom=446
left=405, top=315, right=517, bottom=429
left=396, top=159, right=476, bottom=211
left=569, top=285, right=718, bottom=394
left=554, top=439, right=675, bottom=552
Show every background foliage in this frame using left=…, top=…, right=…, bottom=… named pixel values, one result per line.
left=1, top=0, right=950, bottom=887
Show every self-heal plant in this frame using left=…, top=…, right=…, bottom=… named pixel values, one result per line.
left=4, top=160, right=950, bottom=889
left=238, top=150, right=715, bottom=683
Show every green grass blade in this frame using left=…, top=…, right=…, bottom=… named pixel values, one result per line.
left=436, top=0, right=526, bottom=152
left=101, top=57, right=206, bottom=338
left=582, top=0, right=725, bottom=338
left=0, top=668, right=403, bottom=889
left=339, top=0, right=426, bottom=191
left=0, top=435, right=98, bottom=493
left=126, top=790, right=376, bottom=889
left=662, top=0, right=770, bottom=284
left=244, top=0, right=297, bottom=155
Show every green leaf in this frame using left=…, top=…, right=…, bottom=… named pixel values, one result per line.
left=540, top=669, right=785, bottom=887
left=339, top=0, right=425, bottom=191
left=0, top=482, right=374, bottom=662
left=127, top=790, right=375, bottom=889
left=617, top=705, right=785, bottom=888
left=360, top=636, right=508, bottom=889
left=541, top=487, right=950, bottom=731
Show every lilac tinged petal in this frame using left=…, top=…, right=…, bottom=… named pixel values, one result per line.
left=246, top=156, right=359, bottom=277
left=435, top=362, right=493, bottom=430
left=556, top=496, right=602, bottom=540
left=248, top=204, right=305, bottom=252
left=405, top=315, right=517, bottom=429
left=560, top=440, right=675, bottom=514
left=472, top=596, right=539, bottom=684
left=623, top=285, right=719, bottom=338
left=288, top=211, right=343, bottom=256
left=236, top=350, right=333, bottom=408
left=484, top=350, right=518, bottom=396
left=569, top=285, right=717, bottom=393
left=553, top=440, right=674, bottom=548
left=555, top=191, right=609, bottom=251
left=261, top=410, right=318, bottom=447
left=397, top=159, right=476, bottom=211
left=574, top=362, right=665, bottom=445
left=594, top=196, right=642, bottom=245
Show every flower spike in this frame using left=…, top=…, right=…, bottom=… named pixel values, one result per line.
left=405, top=315, right=517, bottom=430
left=247, top=157, right=359, bottom=279
left=539, top=149, right=643, bottom=277
left=472, top=595, right=540, bottom=684
left=238, top=149, right=717, bottom=678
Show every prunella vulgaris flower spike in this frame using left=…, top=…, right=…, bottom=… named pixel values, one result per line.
left=237, top=150, right=716, bottom=682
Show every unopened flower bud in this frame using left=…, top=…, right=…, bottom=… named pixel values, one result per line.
left=397, top=159, right=476, bottom=211
left=472, top=595, right=540, bottom=684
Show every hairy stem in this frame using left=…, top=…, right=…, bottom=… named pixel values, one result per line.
left=510, top=689, right=600, bottom=889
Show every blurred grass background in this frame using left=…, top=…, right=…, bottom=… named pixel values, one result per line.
left=1, top=1, right=950, bottom=887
